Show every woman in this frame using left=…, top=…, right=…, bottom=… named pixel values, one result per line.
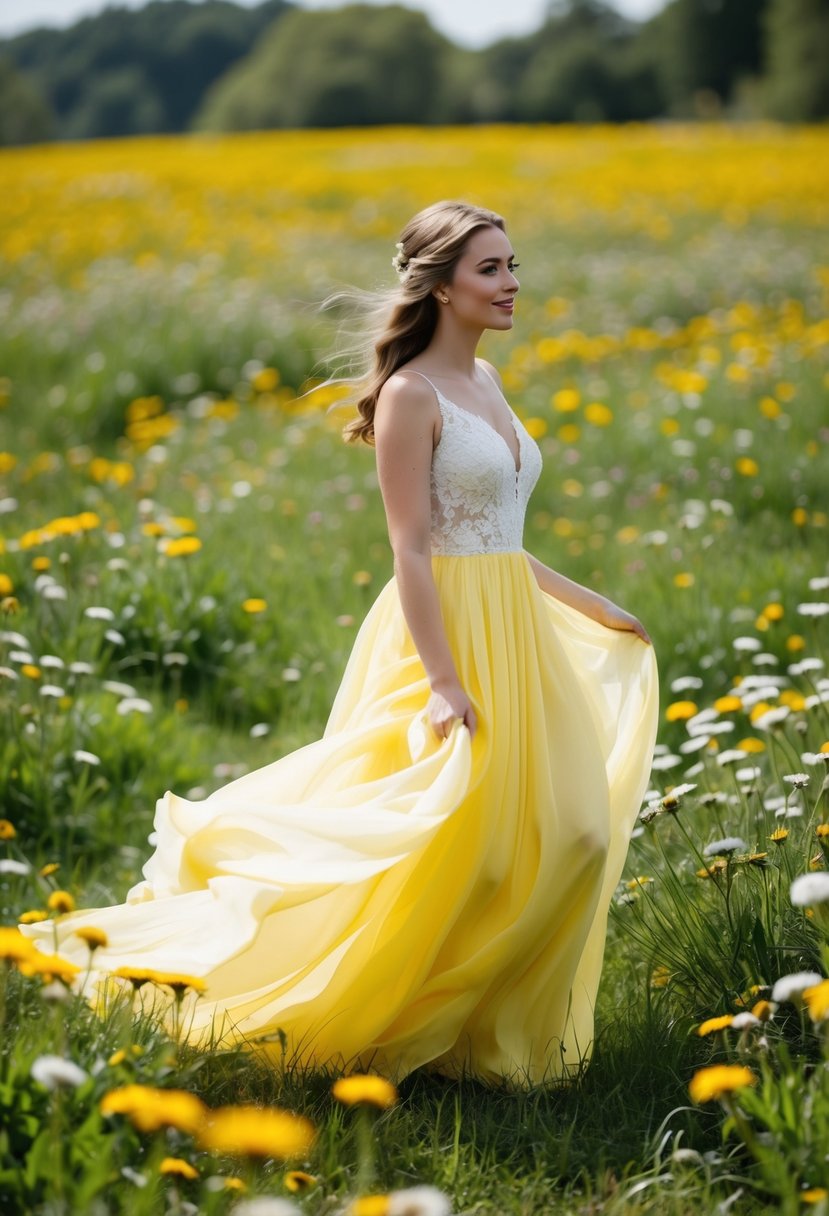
left=22, top=201, right=658, bottom=1088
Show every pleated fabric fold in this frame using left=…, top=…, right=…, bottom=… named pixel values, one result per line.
left=21, top=551, right=657, bottom=1086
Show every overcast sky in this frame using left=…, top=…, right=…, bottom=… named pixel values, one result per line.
left=0, top=0, right=668, bottom=47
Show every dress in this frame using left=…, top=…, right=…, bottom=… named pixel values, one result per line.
left=21, top=363, right=658, bottom=1087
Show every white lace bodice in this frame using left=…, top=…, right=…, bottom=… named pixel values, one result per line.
left=405, top=367, right=543, bottom=556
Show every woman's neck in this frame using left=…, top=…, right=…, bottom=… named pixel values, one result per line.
left=420, top=320, right=482, bottom=381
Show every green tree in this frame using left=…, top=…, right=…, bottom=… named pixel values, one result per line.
left=763, top=0, right=829, bottom=119
left=0, top=55, right=53, bottom=144
left=196, top=4, right=452, bottom=129
left=657, top=0, right=771, bottom=115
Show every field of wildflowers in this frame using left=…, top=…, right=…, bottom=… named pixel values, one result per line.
left=0, top=123, right=828, bottom=1214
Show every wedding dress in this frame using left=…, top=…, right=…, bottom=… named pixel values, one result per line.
left=22, top=362, right=658, bottom=1086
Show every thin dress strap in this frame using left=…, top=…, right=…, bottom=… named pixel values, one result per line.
left=397, top=368, right=441, bottom=397
left=476, top=360, right=506, bottom=400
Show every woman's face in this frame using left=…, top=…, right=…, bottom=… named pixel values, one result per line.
left=439, top=225, right=520, bottom=331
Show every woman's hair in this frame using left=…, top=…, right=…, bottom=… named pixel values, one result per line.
left=332, top=200, right=505, bottom=446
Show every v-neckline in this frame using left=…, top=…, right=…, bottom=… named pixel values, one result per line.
left=435, top=389, right=523, bottom=478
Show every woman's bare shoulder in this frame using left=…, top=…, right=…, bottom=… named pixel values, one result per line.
left=375, top=369, right=440, bottom=431
left=475, top=357, right=504, bottom=389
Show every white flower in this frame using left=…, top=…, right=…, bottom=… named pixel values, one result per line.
left=0, top=630, right=30, bottom=647
left=783, top=772, right=810, bottom=788
left=735, top=766, right=762, bottom=783
left=230, top=1200, right=300, bottom=1216
left=752, top=706, right=790, bottom=731
left=790, top=872, right=829, bottom=906
left=104, top=629, right=125, bottom=646
left=31, top=1055, right=89, bottom=1091
left=102, top=679, right=137, bottom=697
left=670, top=675, right=703, bottom=692
left=663, top=782, right=697, bottom=802
left=771, top=971, right=824, bottom=1002
left=39, top=655, right=65, bottom=669
left=389, top=1186, right=453, bottom=1216
left=41, top=584, right=68, bottom=601
left=730, top=1012, right=760, bottom=1030
left=703, top=837, right=747, bottom=856
left=73, top=750, right=101, bottom=765
left=797, top=602, right=829, bottom=617
left=0, top=859, right=31, bottom=876
left=788, top=658, right=824, bottom=675
left=84, top=605, right=115, bottom=621
left=733, top=636, right=762, bottom=652
left=651, top=753, right=681, bottom=771
left=680, top=735, right=711, bottom=754
left=281, top=667, right=302, bottom=682
left=717, top=749, right=748, bottom=766
left=39, top=684, right=65, bottom=698
left=249, top=723, right=270, bottom=738
left=116, top=697, right=153, bottom=715
left=121, top=1166, right=148, bottom=1188
left=802, top=751, right=829, bottom=766
left=69, top=661, right=94, bottom=675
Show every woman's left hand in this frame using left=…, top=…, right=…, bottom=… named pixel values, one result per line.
left=599, top=602, right=652, bottom=644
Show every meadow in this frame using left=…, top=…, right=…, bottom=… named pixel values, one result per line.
left=0, top=123, right=828, bottom=1215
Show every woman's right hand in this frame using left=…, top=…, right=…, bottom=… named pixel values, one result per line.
left=427, top=681, right=477, bottom=740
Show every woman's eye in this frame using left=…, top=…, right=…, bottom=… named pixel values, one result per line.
left=509, top=263, right=520, bottom=272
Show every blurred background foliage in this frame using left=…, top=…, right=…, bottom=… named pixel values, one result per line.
left=0, top=0, right=828, bottom=145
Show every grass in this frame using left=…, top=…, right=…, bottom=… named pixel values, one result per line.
left=0, top=123, right=828, bottom=1214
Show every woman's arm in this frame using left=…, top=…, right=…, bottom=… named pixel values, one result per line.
left=523, top=550, right=652, bottom=644
left=374, top=375, right=478, bottom=738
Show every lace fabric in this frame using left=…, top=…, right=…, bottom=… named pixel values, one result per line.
left=403, top=366, right=543, bottom=556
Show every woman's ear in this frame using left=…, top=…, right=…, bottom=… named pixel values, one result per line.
left=433, top=286, right=450, bottom=305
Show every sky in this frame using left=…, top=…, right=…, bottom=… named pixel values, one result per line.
left=0, top=0, right=668, bottom=47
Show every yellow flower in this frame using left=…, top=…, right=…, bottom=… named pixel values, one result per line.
left=0, top=927, right=36, bottom=963
left=802, top=1189, right=829, bottom=1205
left=352, top=570, right=373, bottom=587
left=665, top=700, right=698, bottom=722
left=714, top=695, right=742, bottom=713
left=197, top=1105, right=316, bottom=1159
left=557, top=423, right=581, bottom=445
left=252, top=367, right=280, bottom=393
left=697, top=859, right=727, bottom=878
left=113, top=966, right=158, bottom=989
left=0, top=819, right=16, bottom=840
left=162, top=536, right=202, bottom=557
left=650, top=965, right=670, bottom=989
left=241, top=598, right=267, bottom=613
left=816, top=825, right=829, bottom=839
left=673, top=572, right=695, bottom=589
left=331, top=1074, right=398, bottom=1110
left=47, top=890, right=75, bottom=914
left=551, top=388, right=580, bottom=412
left=697, top=1014, right=734, bottom=1036
left=159, top=1157, right=199, bottom=1180
left=100, top=1086, right=207, bottom=1135
left=19, top=909, right=48, bottom=924
left=584, top=402, right=613, bottom=426
left=17, top=951, right=81, bottom=984
left=0, top=574, right=12, bottom=594
left=21, top=664, right=41, bottom=679
left=688, top=1064, right=756, bottom=1104
left=39, top=862, right=60, bottom=877
left=285, top=1170, right=317, bottom=1193
left=750, top=999, right=774, bottom=1022
left=762, top=602, right=784, bottom=621
left=74, top=926, right=108, bottom=951
left=803, top=980, right=829, bottom=1023
left=221, top=1177, right=247, bottom=1191
left=148, top=969, right=207, bottom=996
left=351, top=1198, right=391, bottom=1216
left=524, top=417, right=547, bottom=439
left=736, top=737, right=766, bottom=753
left=769, top=828, right=789, bottom=844
left=786, top=633, right=806, bottom=651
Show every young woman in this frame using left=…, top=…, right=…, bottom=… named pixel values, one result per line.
left=22, top=201, right=658, bottom=1088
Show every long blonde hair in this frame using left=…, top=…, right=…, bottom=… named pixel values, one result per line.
left=334, top=200, right=506, bottom=446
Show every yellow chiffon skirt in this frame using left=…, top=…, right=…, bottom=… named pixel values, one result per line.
left=25, top=552, right=658, bottom=1086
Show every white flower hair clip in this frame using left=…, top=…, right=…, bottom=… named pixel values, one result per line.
left=391, top=240, right=409, bottom=279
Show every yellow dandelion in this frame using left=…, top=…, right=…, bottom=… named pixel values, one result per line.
left=148, top=969, right=207, bottom=996
left=803, top=980, right=829, bottom=1023
left=762, top=602, right=784, bottom=621
left=74, top=926, right=108, bottom=951
left=0, top=574, right=12, bottom=595
left=0, top=927, right=36, bottom=963
left=21, top=664, right=41, bottom=679
left=551, top=388, right=580, bottom=413
left=241, top=598, right=267, bottom=614
left=47, top=890, right=75, bottom=915
left=750, top=1000, right=773, bottom=1022
left=221, top=1177, right=247, bottom=1192
left=197, top=1104, right=315, bottom=1159
left=159, top=1157, right=199, bottom=1180
left=252, top=367, right=280, bottom=393
left=17, top=951, right=81, bottom=984
left=666, top=700, right=698, bottom=722
left=113, top=966, right=157, bottom=989
left=650, top=965, right=670, bottom=989
left=697, top=859, right=727, bottom=878
left=100, top=1086, right=207, bottom=1136
left=332, top=1074, right=398, bottom=1110
left=689, top=1064, right=756, bottom=1104
left=557, top=423, right=581, bottom=444
left=714, top=695, right=743, bottom=713
left=285, top=1170, right=317, bottom=1193
left=584, top=402, right=613, bottom=427
left=1, top=596, right=20, bottom=614
left=791, top=508, right=809, bottom=527
left=697, top=1014, right=734, bottom=1036
left=769, top=828, right=789, bottom=844
left=39, top=862, right=60, bottom=877
left=162, top=537, right=202, bottom=558
left=816, top=825, right=829, bottom=839
left=673, top=572, right=695, bottom=589
left=802, top=1189, right=829, bottom=1205
left=351, top=1198, right=391, bottom=1216
left=736, top=737, right=766, bottom=753
left=19, top=909, right=48, bottom=924
left=735, top=457, right=759, bottom=477
left=779, top=689, right=807, bottom=711
left=0, top=819, right=16, bottom=840
left=352, top=570, right=373, bottom=587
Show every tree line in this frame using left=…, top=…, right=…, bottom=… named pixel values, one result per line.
left=1, top=0, right=827, bottom=145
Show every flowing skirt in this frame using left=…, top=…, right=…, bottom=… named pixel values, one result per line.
left=23, top=551, right=658, bottom=1086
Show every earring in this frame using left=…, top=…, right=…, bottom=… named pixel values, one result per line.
left=440, top=295, right=449, bottom=304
